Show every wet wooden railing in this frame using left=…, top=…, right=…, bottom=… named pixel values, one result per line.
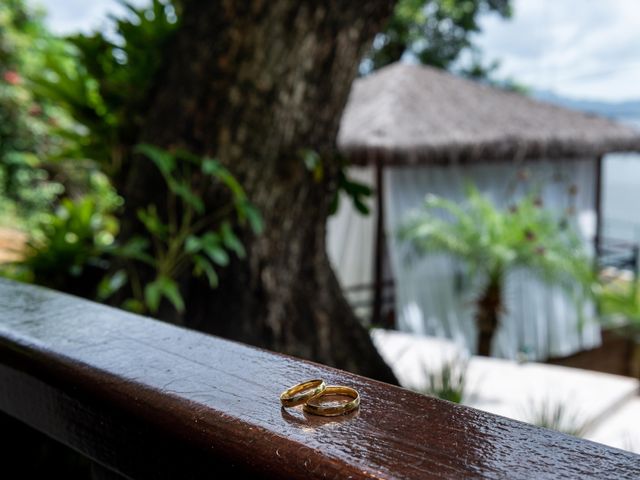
left=0, top=278, right=639, bottom=479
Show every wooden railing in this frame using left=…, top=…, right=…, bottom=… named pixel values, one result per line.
left=0, top=278, right=639, bottom=479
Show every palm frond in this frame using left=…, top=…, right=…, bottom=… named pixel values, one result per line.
left=399, top=187, right=596, bottom=304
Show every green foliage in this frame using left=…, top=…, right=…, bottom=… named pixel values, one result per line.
left=0, top=152, right=64, bottom=226
left=399, top=185, right=596, bottom=352
left=366, top=0, right=512, bottom=74
left=5, top=194, right=120, bottom=286
left=103, top=144, right=261, bottom=315
left=0, top=0, right=70, bottom=224
left=28, top=0, right=179, bottom=175
left=599, top=280, right=640, bottom=341
left=2, top=143, right=258, bottom=317
left=416, top=356, right=469, bottom=403
left=298, top=148, right=373, bottom=216
left=0, top=2, right=259, bottom=320
left=332, top=168, right=373, bottom=216
left=400, top=185, right=595, bottom=302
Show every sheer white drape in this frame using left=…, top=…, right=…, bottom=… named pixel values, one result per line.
left=326, top=167, right=377, bottom=318
left=327, top=159, right=601, bottom=360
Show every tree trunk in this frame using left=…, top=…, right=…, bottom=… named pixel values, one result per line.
left=475, top=275, right=503, bottom=356
left=122, top=0, right=398, bottom=383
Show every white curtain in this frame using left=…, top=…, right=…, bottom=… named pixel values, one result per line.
left=326, top=167, right=377, bottom=319
left=383, top=159, right=601, bottom=360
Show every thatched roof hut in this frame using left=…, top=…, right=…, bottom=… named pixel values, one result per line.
left=328, top=62, right=640, bottom=361
left=338, top=62, right=640, bottom=165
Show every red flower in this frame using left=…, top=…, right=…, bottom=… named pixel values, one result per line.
left=3, top=70, right=21, bottom=85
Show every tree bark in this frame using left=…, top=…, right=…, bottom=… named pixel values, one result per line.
left=122, top=0, right=398, bottom=383
left=476, top=274, right=503, bottom=356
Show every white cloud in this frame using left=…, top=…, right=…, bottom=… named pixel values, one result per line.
left=475, top=0, right=640, bottom=101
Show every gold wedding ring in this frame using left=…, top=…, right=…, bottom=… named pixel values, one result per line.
left=303, top=385, right=360, bottom=417
left=280, top=379, right=326, bottom=408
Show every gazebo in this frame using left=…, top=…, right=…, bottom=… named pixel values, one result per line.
left=328, top=62, right=640, bottom=360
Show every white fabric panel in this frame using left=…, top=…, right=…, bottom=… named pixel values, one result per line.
left=326, top=166, right=376, bottom=316
left=383, top=159, right=601, bottom=360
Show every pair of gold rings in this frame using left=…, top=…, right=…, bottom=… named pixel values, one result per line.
left=279, top=379, right=360, bottom=417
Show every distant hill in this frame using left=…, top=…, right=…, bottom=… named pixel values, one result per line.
left=531, top=90, right=640, bottom=126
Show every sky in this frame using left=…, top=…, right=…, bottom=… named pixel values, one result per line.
left=27, top=0, right=640, bottom=102
left=475, top=0, right=640, bottom=101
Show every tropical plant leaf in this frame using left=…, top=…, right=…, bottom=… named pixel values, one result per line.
left=137, top=205, right=168, bottom=239
left=97, top=269, right=127, bottom=301
left=220, top=222, right=246, bottom=258
left=193, top=254, right=219, bottom=288
left=144, top=275, right=184, bottom=313
left=167, top=179, right=205, bottom=214
left=184, top=235, right=202, bottom=254
left=135, top=143, right=175, bottom=176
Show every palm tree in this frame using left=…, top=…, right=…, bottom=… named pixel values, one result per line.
left=399, top=186, right=595, bottom=356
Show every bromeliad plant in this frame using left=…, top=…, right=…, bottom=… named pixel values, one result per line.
left=417, top=355, right=469, bottom=404
left=525, top=398, right=589, bottom=437
left=399, top=186, right=596, bottom=356
left=100, top=144, right=262, bottom=315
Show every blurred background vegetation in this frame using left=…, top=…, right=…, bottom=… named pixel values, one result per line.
left=0, top=0, right=259, bottom=314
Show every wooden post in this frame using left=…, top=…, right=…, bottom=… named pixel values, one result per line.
left=594, top=155, right=604, bottom=257
left=372, top=156, right=385, bottom=327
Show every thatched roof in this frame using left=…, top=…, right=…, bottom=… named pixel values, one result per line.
left=338, top=62, right=640, bottom=165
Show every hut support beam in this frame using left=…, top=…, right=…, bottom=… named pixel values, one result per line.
left=372, top=157, right=385, bottom=327
left=594, top=155, right=603, bottom=256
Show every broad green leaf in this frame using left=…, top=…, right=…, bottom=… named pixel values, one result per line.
left=144, top=276, right=185, bottom=313
left=113, top=236, right=155, bottom=265
left=157, top=276, right=185, bottom=312
left=204, top=244, right=229, bottom=266
left=135, top=143, right=175, bottom=176
left=97, top=269, right=128, bottom=301
left=137, top=205, right=168, bottom=238
left=217, top=168, right=245, bottom=199
left=193, top=254, right=219, bottom=288
left=144, top=279, right=162, bottom=312
left=242, top=203, right=264, bottom=234
left=354, top=196, right=370, bottom=215
left=202, top=158, right=222, bottom=175
left=184, top=235, right=202, bottom=254
left=122, top=298, right=145, bottom=314
left=220, top=222, right=246, bottom=258
left=199, top=229, right=229, bottom=265
left=168, top=180, right=205, bottom=214
left=200, top=231, right=221, bottom=247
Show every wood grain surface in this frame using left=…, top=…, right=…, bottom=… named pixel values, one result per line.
left=0, top=278, right=638, bottom=479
